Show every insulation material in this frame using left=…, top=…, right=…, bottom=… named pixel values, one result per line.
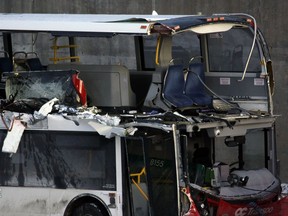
left=37, top=98, right=59, bottom=116
left=2, top=119, right=26, bottom=153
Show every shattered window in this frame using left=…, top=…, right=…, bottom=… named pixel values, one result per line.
left=4, top=70, right=82, bottom=112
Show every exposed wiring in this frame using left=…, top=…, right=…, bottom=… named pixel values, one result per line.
left=223, top=179, right=281, bottom=196
left=187, top=70, right=253, bottom=116
left=0, top=113, right=14, bottom=131
left=240, top=185, right=280, bottom=196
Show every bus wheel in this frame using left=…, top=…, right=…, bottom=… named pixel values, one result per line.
left=72, top=202, right=104, bottom=216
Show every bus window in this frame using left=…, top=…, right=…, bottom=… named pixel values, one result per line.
left=143, top=35, right=158, bottom=70
left=172, top=32, right=201, bottom=65
left=142, top=32, right=201, bottom=69
left=207, top=28, right=261, bottom=72
left=76, top=35, right=137, bottom=69
left=0, top=131, right=116, bottom=190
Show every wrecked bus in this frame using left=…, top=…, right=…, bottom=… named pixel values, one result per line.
left=0, top=13, right=286, bottom=215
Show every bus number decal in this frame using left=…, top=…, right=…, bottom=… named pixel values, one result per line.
left=150, top=159, right=165, bottom=168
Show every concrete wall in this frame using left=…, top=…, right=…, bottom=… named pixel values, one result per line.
left=0, top=1, right=287, bottom=181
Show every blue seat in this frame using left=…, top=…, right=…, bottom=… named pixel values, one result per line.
left=162, top=64, right=194, bottom=108
left=185, top=63, right=212, bottom=106
left=25, top=52, right=44, bottom=71
left=26, top=57, right=44, bottom=70
left=0, top=57, right=13, bottom=73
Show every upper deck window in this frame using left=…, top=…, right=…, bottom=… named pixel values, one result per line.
left=172, top=32, right=201, bottom=65
left=143, top=32, right=201, bottom=69
left=207, top=28, right=261, bottom=72
left=76, top=35, right=137, bottom=69
left=143, top=35, right=157, bottom=70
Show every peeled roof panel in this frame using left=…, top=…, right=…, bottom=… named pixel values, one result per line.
left=152, top=15, right=249, bottom=34
left=0, top=13, right=250, bottom=36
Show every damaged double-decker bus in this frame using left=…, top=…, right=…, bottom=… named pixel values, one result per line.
left=0, top=13, right=286, bottom=215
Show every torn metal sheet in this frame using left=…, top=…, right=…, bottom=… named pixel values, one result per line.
left=47, top=114, right=137, bottom=136
left=78, top=112, right=121, bottom=126
left=151, top=15, right=250, bottom=35
left=0, top=111, right=48, bottom=129
left=123, top=122, right=172, bottom=132
left=88, top=121, right=135, bottom=138
left=2, top=119, right=26, bottom=153
left=37, top=97, right=59, bottom=117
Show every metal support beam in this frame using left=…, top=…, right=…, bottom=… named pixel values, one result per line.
left=3, top=33, right=12, bottom=59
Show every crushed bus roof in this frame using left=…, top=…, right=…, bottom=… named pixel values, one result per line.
left=0, top=13, right=252, bottom=36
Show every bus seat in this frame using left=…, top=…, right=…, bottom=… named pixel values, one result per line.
left=185, top=63, right=212, bottom=106
left=0, top=57, right=13, bottom=73
left=26, top=58, right=44, bottom=70
left=162, top=64, right=194, bottom=108
left=47, top=64, right=136, bottom=108
left=25, top=52, right=44, bottom=71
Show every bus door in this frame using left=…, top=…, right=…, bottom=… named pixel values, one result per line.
left=125, top=136, right=150, bottom=216
left=125, top=129, right=178, bottom=216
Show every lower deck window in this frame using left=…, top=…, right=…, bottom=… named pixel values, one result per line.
left=0, top=131, right=116, bottom=190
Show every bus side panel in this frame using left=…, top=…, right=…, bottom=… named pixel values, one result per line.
left=0, top=130, right=118, bottom=215
left=0, top=187, right=49, bottom=216
left=49, top=189, right=117, bottom=216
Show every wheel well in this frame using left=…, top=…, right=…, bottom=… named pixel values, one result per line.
left=64, top=193, right=111, bottom=216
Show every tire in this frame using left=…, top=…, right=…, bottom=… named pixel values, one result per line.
left=72, top=202, right=105, bottom=216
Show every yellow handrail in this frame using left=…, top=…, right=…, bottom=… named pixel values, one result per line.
left=50, top=37, right=80, bottom=64
left=130, top=167, right=148, bottom=200
left=130, top=167, right=146, bottom=184
left=131, top=178, right=149, bottom=201
left=155, top=36, right=161, bottom=65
